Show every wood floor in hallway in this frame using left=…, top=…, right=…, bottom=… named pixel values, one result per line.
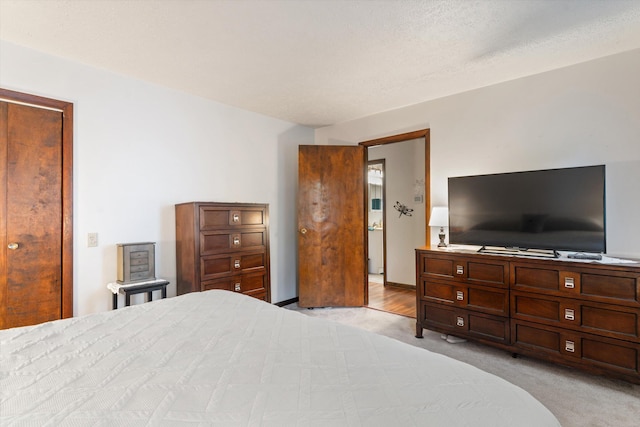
left=367, top=280, right=416, bottom=318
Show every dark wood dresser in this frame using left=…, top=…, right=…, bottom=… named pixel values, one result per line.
left=415, top=247, right=640, bottom=384
left=175, top=202, right=270, bottom=302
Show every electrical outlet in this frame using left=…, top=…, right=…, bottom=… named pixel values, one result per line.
left=88, top=232, right=98, bottom=247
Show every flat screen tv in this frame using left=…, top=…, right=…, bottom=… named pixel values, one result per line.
left=448, top=165, right=606, bottom=255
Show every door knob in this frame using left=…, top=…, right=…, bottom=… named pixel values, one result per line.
left=8, top=242, right=19, bottom=250
left=300, top=228, right=307, bottom=235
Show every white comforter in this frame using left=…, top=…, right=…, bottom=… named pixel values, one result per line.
left=1, top=290, right=560, bottom=426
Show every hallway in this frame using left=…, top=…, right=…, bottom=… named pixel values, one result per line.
left=367, top=274, right=415, bottom=318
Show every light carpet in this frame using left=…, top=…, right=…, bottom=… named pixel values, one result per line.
left=285, top=304, right=640, bottom=427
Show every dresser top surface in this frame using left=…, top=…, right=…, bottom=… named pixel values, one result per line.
left=417, top=245, right=640, bottom=271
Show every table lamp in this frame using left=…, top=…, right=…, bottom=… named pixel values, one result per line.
left=429, top=207, right=449, bottom=247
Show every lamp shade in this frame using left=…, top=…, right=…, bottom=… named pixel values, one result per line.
left=428, top=207, right=449, bottom=227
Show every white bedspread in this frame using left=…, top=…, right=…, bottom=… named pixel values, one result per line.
left=1, top=290, right=560, bottom=426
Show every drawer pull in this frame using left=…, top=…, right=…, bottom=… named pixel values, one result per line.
left=456, top=316, right=465, bottom=327
left=456, top=265, right=464, bottom=275
left=232, top=213, right=240, bottom=223
left=564, top=277, right=575, bottom=289
left=234, top=260, right=241, bottom=269
left=565, top=340, right=575, bottom=353
left=234, top=283, right=241, bottom=292
left=564, top=308, right=575, bottom=321
left=233, top=236, right=241, bottom=246
left=456, top=290, right=464, bottom=301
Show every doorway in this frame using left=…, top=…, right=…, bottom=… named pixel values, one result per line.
left=360, top=129, right=430, bottom=318
left=367, top=160, right=385, bottom=278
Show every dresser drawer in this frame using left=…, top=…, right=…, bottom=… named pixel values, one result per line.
left=243, top=289, right=267, bottom=301
left=419, top=279, right=509, bottom=316
left=200, top=229, right=267, bottom=255
left=202, top=272, right=267, bottom=296
left=581, top=271, right=640, bottom=306
left=511, top=263, right=640, bottom=307
left=199, top=205, right=267, bottom=229
left=420, top=302, right=510, bottom=345
left=511, top=264, right=560, bottom=292
left=200, top=251, right=267, bottom=281
left=511, top=291, right=639, bottom=342
left=512, top=320, right=640, bottom=379
left=417, top=252, right=508, bottom=288
left=467, top=260, right=509, bottom=288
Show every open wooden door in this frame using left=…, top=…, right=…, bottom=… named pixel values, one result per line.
left=298, top=145, right=366, bottom=307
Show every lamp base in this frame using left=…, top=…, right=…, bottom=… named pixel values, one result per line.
left=438, top=227, right=447, bottom=247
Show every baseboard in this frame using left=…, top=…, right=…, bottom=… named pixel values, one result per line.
left=275, top=297, right=299, bottom=307
left=384, top=281, right=416, bottom=291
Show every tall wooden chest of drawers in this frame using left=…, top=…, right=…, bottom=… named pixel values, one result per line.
left=175, top=202, right=271, bottom=302
left=416, top=247, right=640, bottom=384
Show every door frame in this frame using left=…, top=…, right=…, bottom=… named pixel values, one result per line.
left=359, top=129, right=430, bottom=296
left=0, top=88, right=74, bottom=319
left=366, top=159, right=386, bottom=283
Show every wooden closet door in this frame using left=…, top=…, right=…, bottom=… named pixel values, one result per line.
left=0, top=101, right=64, bottom=328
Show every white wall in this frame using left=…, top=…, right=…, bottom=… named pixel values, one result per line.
left=369, top=140, right=425, bottom=286
left=0, top=41, right=313, bottom=315
left=317, top=49, right=640, bottom=258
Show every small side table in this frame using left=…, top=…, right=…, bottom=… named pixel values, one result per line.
left=107, top=279, right=170, bottom=309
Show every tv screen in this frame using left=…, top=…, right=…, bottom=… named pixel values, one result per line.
left=448, top=165, right=606, bottom=254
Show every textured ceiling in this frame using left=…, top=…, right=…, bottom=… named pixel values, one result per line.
left=2, top=0, right=640, bottom=127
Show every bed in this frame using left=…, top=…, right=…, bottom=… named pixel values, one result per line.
left=1, top=290, right=560, bottom=426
